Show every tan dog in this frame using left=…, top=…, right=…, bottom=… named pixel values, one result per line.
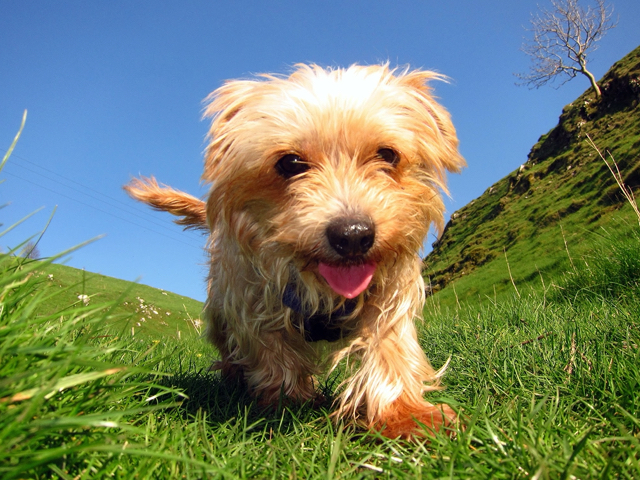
left=125, top=64, right=465, bottom=439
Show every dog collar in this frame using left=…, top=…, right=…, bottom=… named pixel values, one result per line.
left=282, top=283, right=357, bottom=343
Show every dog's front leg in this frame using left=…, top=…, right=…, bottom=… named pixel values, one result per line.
left=335, top=313, right=456, bottom=439
left=239, top=328, right=320, bottom=407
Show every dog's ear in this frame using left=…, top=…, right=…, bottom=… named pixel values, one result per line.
left=397, top=70, right=466, bottom=177
left=202, top=80, right=264, bottom=182
left=203, top=80, right=259, bottom=125
left=124, top=176, right=208, bottom=232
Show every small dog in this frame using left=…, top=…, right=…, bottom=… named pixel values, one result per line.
left=125, top=64, right=465, bottom=439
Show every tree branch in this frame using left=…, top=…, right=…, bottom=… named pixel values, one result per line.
left=515, top=0, right=617, bottom=97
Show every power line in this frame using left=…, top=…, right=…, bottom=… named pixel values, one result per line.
left=9, top=155, right=196, bottom=218
left=2, top=169, right=205, bottom=251
left=6, top=150, right=204, bottom=227
left=4, top=159, right=204, bottom=240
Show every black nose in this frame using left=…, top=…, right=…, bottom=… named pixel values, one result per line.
left=325, top=217, right=375, bottom=258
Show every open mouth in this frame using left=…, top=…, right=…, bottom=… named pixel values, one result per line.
left=317, top=262, right=376, bottom=299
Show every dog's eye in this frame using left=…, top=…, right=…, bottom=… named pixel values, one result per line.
left=275, top=154, right=310, bottom=179
left=376, top=148, right=399, bottom=166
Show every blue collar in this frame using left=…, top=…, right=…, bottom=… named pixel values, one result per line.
left=282, top=283, right=357, bottom=342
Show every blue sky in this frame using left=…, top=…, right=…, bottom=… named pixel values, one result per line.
left=1, top=1, right=638, bottom=302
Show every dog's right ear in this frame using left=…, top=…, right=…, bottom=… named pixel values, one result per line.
left=203, top=80, right=261, bottom=125
left=124, top=176, right=208, bottom=232
left=201, top=80, right=264, bottom=182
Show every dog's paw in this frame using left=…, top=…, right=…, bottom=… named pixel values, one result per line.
left=377, top=402, right=458, bottom=440
left=209, top=359, right=245, bottom=384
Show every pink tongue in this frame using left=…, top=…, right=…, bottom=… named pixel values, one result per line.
left=318, top=262, right=376, bottom=299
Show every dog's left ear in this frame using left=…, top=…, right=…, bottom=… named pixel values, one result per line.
left=398, top=71, right=466, bottom=177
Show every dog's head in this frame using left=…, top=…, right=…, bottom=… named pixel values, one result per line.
left=203, top=64, right=465, bottom=302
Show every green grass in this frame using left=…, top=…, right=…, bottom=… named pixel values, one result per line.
left=428, top=203, right=640, bottom=310
left=2, top=229, right=639, bottom=478
left=553, top=225, right=640, bottom=303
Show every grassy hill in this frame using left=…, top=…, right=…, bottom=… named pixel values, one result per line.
left=423, top=45, right=640, bottom=309
left=30, top=260, right=204, bottom=339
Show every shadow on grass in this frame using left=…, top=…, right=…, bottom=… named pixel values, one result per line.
left=148, top=362, right=342, bottom=436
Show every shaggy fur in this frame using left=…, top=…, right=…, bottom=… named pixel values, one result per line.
left=125, top=64, right=466, bottom=439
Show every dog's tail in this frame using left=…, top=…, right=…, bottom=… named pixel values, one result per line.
left=124, top=176, right=208, bottom=232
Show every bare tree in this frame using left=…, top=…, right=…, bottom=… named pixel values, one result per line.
left=516, top=0, right=617, bottom=97
left=21, top=241, right=40, bottom=260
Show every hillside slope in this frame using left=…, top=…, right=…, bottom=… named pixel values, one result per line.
left=31, top=261, right=204, bottom=339
left=423, top=45, right=640, bottom=307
